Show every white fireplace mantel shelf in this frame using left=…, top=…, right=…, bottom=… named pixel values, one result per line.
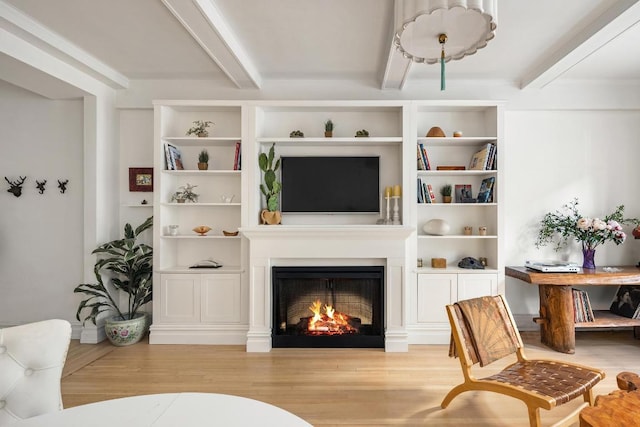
left=242, top=224, right=414, bottom=353
left=240, top=225, right=415, bottom=241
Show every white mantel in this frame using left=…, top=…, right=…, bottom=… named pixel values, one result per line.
left=241, top=225, right=414, bottom=352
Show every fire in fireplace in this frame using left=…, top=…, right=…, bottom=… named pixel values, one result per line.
left=272, top=266, right=384, bottom=348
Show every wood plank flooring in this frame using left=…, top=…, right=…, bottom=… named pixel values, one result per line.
left=61, top=330, right=640, bottom=426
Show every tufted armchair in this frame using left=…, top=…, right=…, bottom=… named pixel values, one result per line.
left=0, top=319, right=71, bottom=425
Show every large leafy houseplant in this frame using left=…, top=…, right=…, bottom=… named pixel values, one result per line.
left=259, top=143, right=281, bottom=212
left=75, top=216, right=153, bottom=325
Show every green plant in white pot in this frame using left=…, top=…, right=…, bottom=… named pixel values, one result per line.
left=74, top=216, right=153, bottom=346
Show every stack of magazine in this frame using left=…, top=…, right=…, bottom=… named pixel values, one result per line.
left=572, top=288, right=594, bottom=322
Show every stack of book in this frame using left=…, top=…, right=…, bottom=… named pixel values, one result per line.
left=468, top=143, right=497, bottom=170
left=416, top=178, right=436, bottom=203
left=573, top=288, right=594, bottom=323
left=417, top=143, right=431, bottom=171
left=164, top=143, right=184, bottom=170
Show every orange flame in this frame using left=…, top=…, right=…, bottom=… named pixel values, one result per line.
left=307, top=299, right=356, bottom=335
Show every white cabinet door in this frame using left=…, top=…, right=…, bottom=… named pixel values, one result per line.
left=417, top=273, right=457, bottom=324
left=457, top=273, right=498, bottom=301
left=158, top=274, right=200, bottom=323
left=201, top=274, right=242, bottom=324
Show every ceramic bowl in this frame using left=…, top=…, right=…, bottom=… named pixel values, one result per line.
left=193, top=225, right=212, bottom=236
left=223, top=230, right=239, bottom=237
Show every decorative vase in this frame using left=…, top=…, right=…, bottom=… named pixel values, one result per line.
left=260, top=209, right=282, bottom=225
left=197, top=131, right=208, bottom=137
left=104, top=312, right=149, bottom=346
left=198, top=162, right=208, bottom=170
left=582, top=248, right=596, bottom=270
left=324, top=131, right=333, bottom=137
left=443, top=195, right=452, bottom=203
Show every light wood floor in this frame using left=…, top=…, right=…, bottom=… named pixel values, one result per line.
left=61, top=330, right=640, bottom=426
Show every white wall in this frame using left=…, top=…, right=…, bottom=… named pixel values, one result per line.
left=0, top=80, right=84, bottom=325
left=504, top=110, right=640, bottom=323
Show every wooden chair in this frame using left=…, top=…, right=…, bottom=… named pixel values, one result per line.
left=441, top=295, right=605, bottom=427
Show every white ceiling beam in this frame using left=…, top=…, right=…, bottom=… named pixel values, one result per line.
left=521, top=0, right=640, bottom=89
left=161, top=0, right=261, bottom=89
left=0, top=0, right=129, bottom=90
left=381, top=0, right=412, bottom=90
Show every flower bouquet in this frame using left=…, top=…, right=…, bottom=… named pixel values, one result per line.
left=535, top=198, right=637, bottom=269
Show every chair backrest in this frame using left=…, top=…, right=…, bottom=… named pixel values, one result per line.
left=0, top=319, right=71, bottom=425
left=448, top=295, right=523, bottom=368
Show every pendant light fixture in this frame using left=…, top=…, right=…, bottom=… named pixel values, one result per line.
left=394, top=0, right=498, bottom=91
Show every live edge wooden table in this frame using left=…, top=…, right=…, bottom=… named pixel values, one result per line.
left=505, top=266, right=640, bottom=354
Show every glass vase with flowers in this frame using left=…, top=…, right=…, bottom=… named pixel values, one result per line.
left=535, top=198, right=637, bottom=270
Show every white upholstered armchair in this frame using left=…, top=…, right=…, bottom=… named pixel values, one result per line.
left=0, top=319, right=71, bottom=425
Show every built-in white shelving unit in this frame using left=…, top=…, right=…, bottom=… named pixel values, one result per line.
left=148, top=100, right=504, bottom=348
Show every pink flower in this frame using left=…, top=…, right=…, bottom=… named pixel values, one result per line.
left=576, top=218, right=591, bottom=230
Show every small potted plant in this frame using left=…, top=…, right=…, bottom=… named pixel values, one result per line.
left=198, top=149, right=209, bottom=170
left=440, top=184, right=452, bottom=203
left=186, top=120, right=214, bottom=137
left=74, top=217, right=153, bottom=346
left=324, top=119, right=334, bottom=137
left=171, top=183, right=199, bottom=203
left=259, top=143, right=281, bottom=224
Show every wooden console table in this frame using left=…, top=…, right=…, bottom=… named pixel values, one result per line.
left=505, top=266, right=640, bottom=354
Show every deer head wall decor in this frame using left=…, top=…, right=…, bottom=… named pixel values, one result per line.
left=36, top=179, right=47, bottom=194
left=5, top=176, right=26, bottom=197
left=58, top=179, right=69, bottom=194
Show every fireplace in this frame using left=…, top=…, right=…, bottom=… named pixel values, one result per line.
left=272, top=266, right=384, bottom=348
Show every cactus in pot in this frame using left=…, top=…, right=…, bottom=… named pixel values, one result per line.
left=259, top=143, right=281, bottom=224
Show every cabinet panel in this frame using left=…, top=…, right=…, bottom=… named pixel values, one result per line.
left=201, top=274, right=242, bottom=324
left=458, top=273, right=498, bottom=300
left=417, top=274, right=457, bottom=324
left=158, top=274, right=200, bottom=323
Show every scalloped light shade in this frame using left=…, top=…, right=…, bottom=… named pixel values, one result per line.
left=394, top=0, right=497, bottom=64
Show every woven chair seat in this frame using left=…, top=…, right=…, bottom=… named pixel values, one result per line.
left=484, top=360, right=603, bottom=406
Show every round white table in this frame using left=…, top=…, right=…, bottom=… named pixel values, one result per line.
left=13, top=393, right=312, bottom=426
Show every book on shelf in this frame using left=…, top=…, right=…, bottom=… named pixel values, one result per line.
left=609, top=286, right=640, bottom=319
left=572, top=288, right=594, bottom=323
left=436, top=166, right=466, bottom=170
left=416, top=178, right=436, bottom=204
left=417, top=144, right=430, bottom=170
left=476, top=176, right=495, bottom=203
left=468, top=143, right=496, bottom=171
left=233, top=142, right=242, bottom=170
left=165, top=143, right=184, bottom=170
left=454, top=184, right=472, bottom=203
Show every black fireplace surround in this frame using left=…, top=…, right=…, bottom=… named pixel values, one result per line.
left=272, top=266, right=384, bottom=348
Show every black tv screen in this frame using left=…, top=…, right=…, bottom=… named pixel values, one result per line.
left=281, top=156, right=380, bottom=213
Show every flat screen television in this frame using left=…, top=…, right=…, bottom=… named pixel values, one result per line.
left=280, top=156, right=380, bottom=213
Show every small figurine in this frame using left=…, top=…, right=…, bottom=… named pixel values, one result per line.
left=5, top=176, right=26, bottom=197
left=36, top=179, right=47, bottom=194
left=58, top=179, right=69, bottom=194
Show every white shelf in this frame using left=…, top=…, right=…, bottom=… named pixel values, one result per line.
left=417, top=203, right=498, bottom=207
left=161, top=235, right=240, bottom=239
left=417, top=137, right=496, bottom=146
left=122, top=204, right=153, bottom=208
left=256, top=137, right=403, bottom=146
left=417, top=170, right=497, bottom=176
left=161, top=202, right=241, bottom=207
left=162, top=137, right=241, bottom=145
left=417, top=235, right=498, bottom=239
left=162, top=170, right=240, bottom=176
left=416, top=267, right=499, bottom=274
left=157, top=265, right=243, bottom=274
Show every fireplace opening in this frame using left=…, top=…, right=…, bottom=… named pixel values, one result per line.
left=272, top=266, right=384, bottom=348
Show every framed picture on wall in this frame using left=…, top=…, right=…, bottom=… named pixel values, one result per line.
left=129, top=167, right=153, bottom=192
